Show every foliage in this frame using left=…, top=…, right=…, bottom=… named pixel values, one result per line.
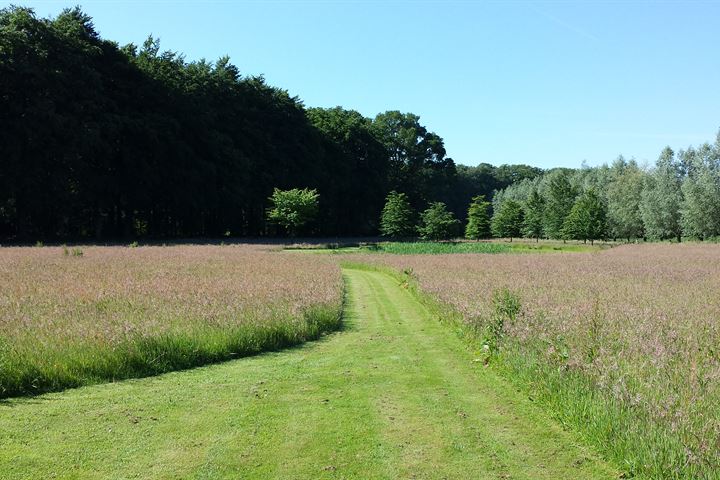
left=640, top=147, right=683, bottom=241
left=491, top=200, right=524, bottom=240
left=445, top=164, right=543, bottom=222
left=306, top=107, right=388, bottom=234
left=371, top=111, right=454, bottom=209
left=562, top=188, right=607, bottom=244
left=0, top=7, right=549, bottom=241
left=522, top=189, right=545, bottom=241
left=464, top=195, right=492, bottom=240
left=418, top=202, right=460, bottom=241
left=680, top=143, right=720, bottom=240
left=491, top=135, right=720, bottom=244
left=606, top=157, right=644, bottom=241
left=266, top=188, right=319, bottom=236
left=379, top=191, right=416, bottom=238
left=543, top=170, right=578, bottom=240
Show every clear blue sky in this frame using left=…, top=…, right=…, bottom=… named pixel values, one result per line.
left=22, top=0, right=720, bottom=168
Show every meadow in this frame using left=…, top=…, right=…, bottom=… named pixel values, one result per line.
left=0, top=244, right=343, bottom=398
left=2, top=241, right=719, bottom=479
left=367, top=244, right=720, bottom=478
left=285, top=240, right=603, bottom=255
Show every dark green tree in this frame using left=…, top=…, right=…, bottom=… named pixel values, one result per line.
left=380, top=191, right=416, bottom=238
left=493, top=164, right=544, bottom=185
left=266, top=188, right=319, bottom=236
left=491, top=200, right=524, bottom=241
left=607, top=157, right=645, bottom=241
left=306, top=107, right=388, bottom=234
left=562, top=188, right=607, bottom=244
left=418, top=202, right=460, bottom=241
left=372, top=111, right=455, bottom=209
left=543, top=170, right=578, bottom=240
left=522, top=189, right=545, bottom=241
left=464, top=195, right=492, bottom=240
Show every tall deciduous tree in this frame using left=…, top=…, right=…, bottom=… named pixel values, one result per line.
left=491, top=200, right=524, bottom=241
left=680, top=143, right=720, bottom=240
left=306, top=107, right=389, bottom=235
left=522, top=189, right=545, bottom=241
left=380, top=191, right=416, bottom=238
left=465, top=195, right=492, bottom=240
left=543, top=170, right=578, bottom=240
left=372, top=111, right=455, bottom=208
left=562, top=188, right=607, bottom=244
left=418, top=202, right=460, bottom=241
left=607, top=158, right=645, bottom=241
left=640, top=147, right=683, bottom=241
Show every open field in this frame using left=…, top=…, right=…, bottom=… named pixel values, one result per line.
left=365, top=243, right=720, bottom=478
left=2, top=241, right=718, bottom=478
left=0, top=244, right=342, bottom=398
left=285, top=240, right=606, bottom=255
left=0, top=268, right=616, bottom=479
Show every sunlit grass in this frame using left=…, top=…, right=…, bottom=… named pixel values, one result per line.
left=367, top=244, right=720, bottom=479
left=0, top=245, right=343, bottom=398
left=285, top=240, right=604, bottom=255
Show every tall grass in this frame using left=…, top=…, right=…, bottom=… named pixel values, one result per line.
left=367, top=244, right=720, bottom=479
left=368, top=241, right=512, bottom=254
left=0, top=245, right=343, bottom=398
left=288, top=241, right=603, bottom=255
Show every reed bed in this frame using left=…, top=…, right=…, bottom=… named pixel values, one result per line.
left=369, top=244, right=720, bottom=479
left=0, top=244, right=342, bottom=398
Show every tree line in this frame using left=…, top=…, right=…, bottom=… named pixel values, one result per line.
left=491, top=136, right=720, bottom=243
left=0, top=6, right=540, bottom=241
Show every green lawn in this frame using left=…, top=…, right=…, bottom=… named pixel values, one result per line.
left=0, top=268, right=616, bottom=479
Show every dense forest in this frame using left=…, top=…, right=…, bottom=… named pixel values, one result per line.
left=3, top=7, right=717, bottom=243
left=0, top=6, right=541, bottom=241
left=492, top=137, right=720, bottom=242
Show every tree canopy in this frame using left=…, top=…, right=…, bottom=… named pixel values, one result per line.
left=562, top=189, right=607, bottom=244
left=380, top=191, right=416, bottom=238
left=491, top=200, right=524, bottom=241
left=0, top=6, right=539, bottom=241
left=4, top=6, right=719, bottom=243
left=418, top=202, right=460, bottom=241
left=266, top=188, right=319, bottom=236
left=465, top=195, right=492, bottom=240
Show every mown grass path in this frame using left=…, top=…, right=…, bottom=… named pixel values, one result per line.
left=0, top=268, right=617, bottom=479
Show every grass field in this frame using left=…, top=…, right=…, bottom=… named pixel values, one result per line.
left=368, top=244, right=720, bottom=478
left=0, top=244, right=342, bottom=398
left=285, top=240, right=605, bottom=255
left=2, top=241, right=717, bottom=478
left=0, top=268, right=617, bottom=479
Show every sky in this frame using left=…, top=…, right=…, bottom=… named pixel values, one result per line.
left=19, top=0, right=720, bottom=169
